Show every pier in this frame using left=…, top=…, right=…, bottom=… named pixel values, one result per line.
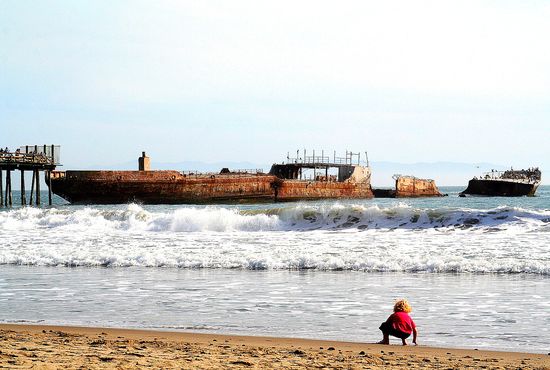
left=0, top=145, right=60, bottom=207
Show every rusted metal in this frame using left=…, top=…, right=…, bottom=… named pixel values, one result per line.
left=50, top=169, right=378, bottom=204
left=394, top=176, right=443, bottom=198
left=460, top=168, right=541, bottom=197
left=372, top=175, right=444, bottom=198
left=275, top=180, right=373, bottom=201
left=50, top=171, right=278, bottom=204
left=138, top=152, right=150, bottom=171
left=47, top=151, right=444, bottom=204
left=47, top=150, right=377, bottom=204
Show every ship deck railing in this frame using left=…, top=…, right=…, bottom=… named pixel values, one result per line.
left=230, top=168, right=265, bottom=174
left=181, top=169, right=265, bottom=177
left=285, top=156, right=361, bottom=168
left=476, top=176, right=541, bottom=184
left=479, top=170, right=541, bottom=183
left=392, top=174, right=435, bottom=182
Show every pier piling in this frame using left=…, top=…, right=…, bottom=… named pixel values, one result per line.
left=3, top=171, right=6, bottom=207
left=29, top=170, right=35, bottom=206
left=48, top=171, right=52, bottom=205
left=35, top=169, right=41, bottom=206
left=0, top=145, right=59, bottom=207
left=20, top=170, right=26, bottom=205
left=6, top=169, right=12, bottom=206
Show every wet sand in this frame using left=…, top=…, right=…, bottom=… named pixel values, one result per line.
left=0, top=324, right=548, bottom=369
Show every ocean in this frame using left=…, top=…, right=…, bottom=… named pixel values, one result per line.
left=1, top=186, right=549, bottom=353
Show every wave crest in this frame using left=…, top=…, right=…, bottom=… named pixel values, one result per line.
left=0, top=252, right=548, bottom=275
left=1, top=203, right=548, bottom=232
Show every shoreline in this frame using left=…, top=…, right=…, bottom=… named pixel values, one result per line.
left=1, top=324, right=548, bottom=369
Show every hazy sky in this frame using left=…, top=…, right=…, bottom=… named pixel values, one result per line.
left=1, top=1, right=549, bottom=180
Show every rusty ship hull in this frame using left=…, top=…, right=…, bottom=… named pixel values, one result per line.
left=460, top=168, right=541, bottom=197
left=372, top=175, right=443, bottom=198
left=48, top=169, right=374, bottom=205
left=460, top=179, right=540, bottom=197
left=47, top=152, right=446, bottom=205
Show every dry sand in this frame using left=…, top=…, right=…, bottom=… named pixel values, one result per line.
left=0, top=324, right=548, bottom=369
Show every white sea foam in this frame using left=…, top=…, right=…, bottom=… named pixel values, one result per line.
left=1, top=203, right=549, bottom=232
left=1, top=203, right=549, bottom=274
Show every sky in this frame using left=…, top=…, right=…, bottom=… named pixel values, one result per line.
left=1, top=1, right=549, bottom=184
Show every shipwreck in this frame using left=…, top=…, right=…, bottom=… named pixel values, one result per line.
left=46, top=151, right=444, bottom=205
left=372, top=175, right=443, bottom=198
left=49, top=151, right=374, bottom=204
left=460, top=167, right=541, bottom=197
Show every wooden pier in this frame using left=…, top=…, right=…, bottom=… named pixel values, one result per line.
left=0, top=145, right=59, bottom=207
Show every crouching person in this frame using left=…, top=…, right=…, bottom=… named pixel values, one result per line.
left=378, top=299, right=417, bottom=345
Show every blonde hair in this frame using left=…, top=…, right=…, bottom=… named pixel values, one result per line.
left=393, top=299, right=412, bottom=313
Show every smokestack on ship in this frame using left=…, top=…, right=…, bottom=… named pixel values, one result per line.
left=138, top=152, right=150, bottom=171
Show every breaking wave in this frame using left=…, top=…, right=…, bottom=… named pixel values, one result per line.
left=0, top=203, right=549, bottom=233
left=0, top=253, right=548, bottom=275
left=1, top=203, right=549, bottom=274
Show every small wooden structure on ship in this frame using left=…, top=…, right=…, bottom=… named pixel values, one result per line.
left=0, top=145, right=60, bottom=207
left=271, top=150, right=368, bottom=181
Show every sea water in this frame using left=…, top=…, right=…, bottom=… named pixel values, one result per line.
left=0, top=186, right=549, bottom=353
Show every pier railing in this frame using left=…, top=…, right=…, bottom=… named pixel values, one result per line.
left=0, top=152, right=54, bottom=167
left=0, top=146, right=59, bottom=207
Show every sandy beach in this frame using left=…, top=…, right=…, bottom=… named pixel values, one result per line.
left=0, top=324, right=548, bottom=369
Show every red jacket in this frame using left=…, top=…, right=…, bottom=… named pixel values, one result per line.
left=387, top=311, right=416, bottom=334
